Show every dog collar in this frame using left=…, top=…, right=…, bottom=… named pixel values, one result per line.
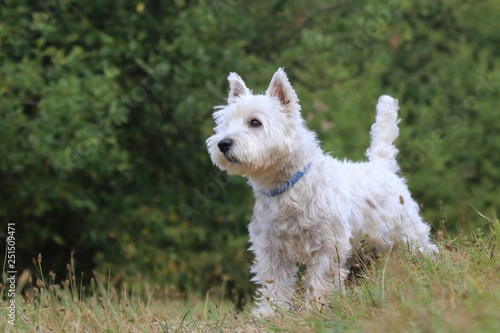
left=262, top=162, right=312, bottom=197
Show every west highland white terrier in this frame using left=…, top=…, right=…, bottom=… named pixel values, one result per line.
left=206, top=68, right=438, bottom=317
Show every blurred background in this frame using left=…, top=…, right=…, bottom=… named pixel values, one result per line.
left=1, top=0, right=499, bottom=308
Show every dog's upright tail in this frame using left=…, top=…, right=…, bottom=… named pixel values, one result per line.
left=366, top=95, right=401, bottom=173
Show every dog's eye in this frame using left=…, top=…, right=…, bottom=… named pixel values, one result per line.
left=250, top=119, right=262, bottom=128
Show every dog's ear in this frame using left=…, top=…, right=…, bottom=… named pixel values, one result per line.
left=266, top=68, right=299, bottom=110
left=227, top=72, right=250, bottom=104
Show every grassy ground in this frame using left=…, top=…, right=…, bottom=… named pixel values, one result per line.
left=2, top=221, right=500, bottom=332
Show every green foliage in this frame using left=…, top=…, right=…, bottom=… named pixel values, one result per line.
left=0, top=0, right=499, bottom=303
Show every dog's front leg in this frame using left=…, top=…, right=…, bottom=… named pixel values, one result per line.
left=305, top=244, right=349, bottom=311
left=249, top=233, right=297, bottom=317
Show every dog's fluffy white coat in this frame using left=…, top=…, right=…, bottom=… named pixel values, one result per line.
left=207, top=68, right=438, bottom=317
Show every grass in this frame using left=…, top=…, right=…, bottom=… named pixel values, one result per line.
left=2, top=219, right=500, bottom=332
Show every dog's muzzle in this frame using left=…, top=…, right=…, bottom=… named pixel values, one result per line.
left=217, top=138, right=240, bottom=163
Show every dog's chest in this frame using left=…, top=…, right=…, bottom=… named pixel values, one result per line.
left=273, top=218, right=323, bottom=264
left=254, top=196, right=327, bottom=263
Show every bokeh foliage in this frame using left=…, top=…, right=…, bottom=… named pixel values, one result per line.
left=1, top=0, right=498, bottom=305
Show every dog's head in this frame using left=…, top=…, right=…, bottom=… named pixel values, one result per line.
left=206, top=68, right=303, bottom=177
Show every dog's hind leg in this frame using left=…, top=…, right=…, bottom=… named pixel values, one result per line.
left=397, top=199, right=439, bottom=256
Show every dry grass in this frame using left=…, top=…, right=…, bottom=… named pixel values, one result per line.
left=2, top=218, right=500, bottom=332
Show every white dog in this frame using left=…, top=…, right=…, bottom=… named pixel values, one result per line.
left=206, top=68, right=438, bottom=317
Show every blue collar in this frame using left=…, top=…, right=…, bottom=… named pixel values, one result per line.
left=262, top=162, right=312, bottom=197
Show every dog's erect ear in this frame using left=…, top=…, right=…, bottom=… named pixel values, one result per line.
left=266, top=68, right=299, bottom=110
left=227, top=72, right=250, bottom=104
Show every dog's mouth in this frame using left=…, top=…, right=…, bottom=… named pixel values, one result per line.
left=223, top=153, right=240, bottom=164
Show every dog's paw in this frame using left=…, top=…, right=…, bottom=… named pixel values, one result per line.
left=305, top=295, right=329, bottom=313
left=421, top=243, right=439, bottom=257
left=251, top=306, right=276, bottom=318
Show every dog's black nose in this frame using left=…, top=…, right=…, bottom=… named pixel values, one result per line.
left=218, top=138, right=233, bottom=153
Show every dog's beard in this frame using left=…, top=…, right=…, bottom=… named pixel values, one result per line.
left=223, top=152, right=240, bottom=164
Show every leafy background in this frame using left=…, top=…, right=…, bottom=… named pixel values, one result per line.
left=1, top=0, right=499, bottom=308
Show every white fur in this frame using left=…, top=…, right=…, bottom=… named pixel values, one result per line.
left=206, top=68, right=438, bottom=317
